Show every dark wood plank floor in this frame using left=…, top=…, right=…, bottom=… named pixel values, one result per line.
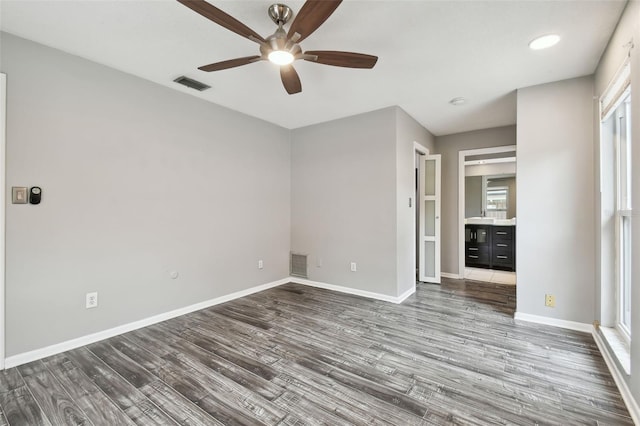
left=0, top=278, right=632, bottom=425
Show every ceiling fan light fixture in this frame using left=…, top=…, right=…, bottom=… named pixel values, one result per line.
left=529, top=34, right=560, bottom=50
left=268, top=50, right=295, bottom=65
left=179, top=0, right=378, bottom=94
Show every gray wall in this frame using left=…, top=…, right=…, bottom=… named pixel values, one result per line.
left=465, top=176, right=482, bottom=217
left=395, top=108, right=435, bottom=295
left=290, top=106, right=433, bottom=298
left=516, top=76, right=595, bottom=323
left=291, top=108, right=398, bottom=296
left=434, top=126, right=516, bottom=275
left=593, top=0, right=640, bottom=406
left=1, top=33, right=291, bottom=356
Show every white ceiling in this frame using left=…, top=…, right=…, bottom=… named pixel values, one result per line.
left=0, top=0, right=627, bottom=135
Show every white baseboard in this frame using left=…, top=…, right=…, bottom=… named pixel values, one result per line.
left=513, top=312, right=593, bottom=333
left=4, top=278, right=290, bottom=369
left=592, top=329, right=640, bottom=424
left=396, top=286, right=416, bottom=303
left=290, top=277, right=412, bottom=304
left=441, top=272, right=462, bottom=279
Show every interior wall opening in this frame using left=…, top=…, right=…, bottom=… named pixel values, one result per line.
left=459, top=146, right=517, bottom=285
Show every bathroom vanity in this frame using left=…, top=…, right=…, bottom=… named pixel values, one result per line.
left=465, top=220, right=516, bottom=271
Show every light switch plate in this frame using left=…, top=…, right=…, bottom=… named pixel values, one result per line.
left=12, top=187, right=28, bottom=204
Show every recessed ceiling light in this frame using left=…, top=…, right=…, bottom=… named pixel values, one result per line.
left=529, top=34, right=560, bottom=50
left=449, top=97, right=466, bottom=106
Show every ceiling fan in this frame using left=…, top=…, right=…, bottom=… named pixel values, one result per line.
left=177, top=0, right=378, bottom=95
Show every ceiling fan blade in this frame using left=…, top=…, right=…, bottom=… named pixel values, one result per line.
left=198, top=55, right=262, bottom=72
left=177, top=0, right=265, bottom=43
left=280, top=65, right=302, bottom=94
left=287, top=0, right=342, bottom=43
left=304, top=51, right=378, bottom=69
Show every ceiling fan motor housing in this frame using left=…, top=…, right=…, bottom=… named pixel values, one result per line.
left=261, top=25, right=301, bottom=58
left=268, top=4, right=293, bottom=25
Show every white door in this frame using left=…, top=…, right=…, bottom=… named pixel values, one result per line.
left=419, top=154, right=441, bottom=283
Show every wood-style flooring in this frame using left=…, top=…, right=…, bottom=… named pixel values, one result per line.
left=0, top=278, right=633, bottom=425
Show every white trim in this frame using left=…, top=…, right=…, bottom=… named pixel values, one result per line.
left=396, top=285, right=416, bottom=303
left=413, top=141, right=429, bottom=156
left=290, top=277, right=413, bottom=304
left=465, top=157, right=516, bottom=166
left=0, top=73, right=6, bottom=370
left=513, top=312, right=593, bottom=333
left=600, top=326, right=630, bottom=374
left=458, top=145, right=517, bottom=279
left=600, top=59, right=631, bottom=121
left=4, top=278, right=289, bottom=368
left=592, top=329, right=640, bottom=424
left=441, top=272, right=462, bottom=279
left=413, top=141, right=430, bottom=291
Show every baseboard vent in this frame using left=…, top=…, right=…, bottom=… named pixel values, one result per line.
left=173, top=76, right=211, bottom=91
left=290, top=253, right=308, bottom=278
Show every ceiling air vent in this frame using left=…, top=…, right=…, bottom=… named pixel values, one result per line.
left=173, top=76, right=211, bottom=92
left=290, top=253, right=308, bottom=278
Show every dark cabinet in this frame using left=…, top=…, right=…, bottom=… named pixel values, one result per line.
left=465, top=224, right=516, bottom=271
left=465, top=225, right=490, bottom=267
left=491, top=226, right=515, bottom=271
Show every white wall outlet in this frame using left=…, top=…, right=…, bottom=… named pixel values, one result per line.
left=86, top=292, right=98, bottom=309
left=258, top=259, right=263, bottom=269
left=350, top=262, right=357, bottom=272
left=317, top=257, right=323, bottom=267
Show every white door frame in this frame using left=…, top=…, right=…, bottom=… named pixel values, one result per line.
left=458, top=145, right=516, bottom=278
left=1, top=73, right=7, bottom=369
left=413, top=142, right=429, bottom=284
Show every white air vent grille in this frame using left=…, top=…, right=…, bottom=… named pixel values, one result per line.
left=290, top=253, right=308, bottom=278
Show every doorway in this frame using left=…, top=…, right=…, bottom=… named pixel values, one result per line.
left=458, top=145, right=517, bottom=285
left=414, top=143, right=441, bottom=284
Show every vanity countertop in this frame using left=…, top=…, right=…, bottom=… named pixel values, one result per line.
left=465, top=218, right=516, bottom=226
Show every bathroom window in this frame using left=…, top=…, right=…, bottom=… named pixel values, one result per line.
left=486, top=187, right=508, bottom=211
left=484, top=178, right=510, bottom=219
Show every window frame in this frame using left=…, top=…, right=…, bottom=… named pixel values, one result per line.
left=600, top=58, right=632, bottom=340
left=613, top=93, right=632, bottom=341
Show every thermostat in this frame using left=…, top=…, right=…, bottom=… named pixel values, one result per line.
left=29, top=187, right=42, bottom=205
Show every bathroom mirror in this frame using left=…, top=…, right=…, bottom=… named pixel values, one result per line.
left=465, top=173, right=516, bottom=219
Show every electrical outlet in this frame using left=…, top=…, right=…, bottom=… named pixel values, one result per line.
left=258, top=259, right=263, bottom=269
left=545, top=294, right=555, bottom=308
left=350, top=262, right=357, bottom=272
left=86, top=292, right=98, bottom=309
left=317, top=257, right=323, bottom=267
